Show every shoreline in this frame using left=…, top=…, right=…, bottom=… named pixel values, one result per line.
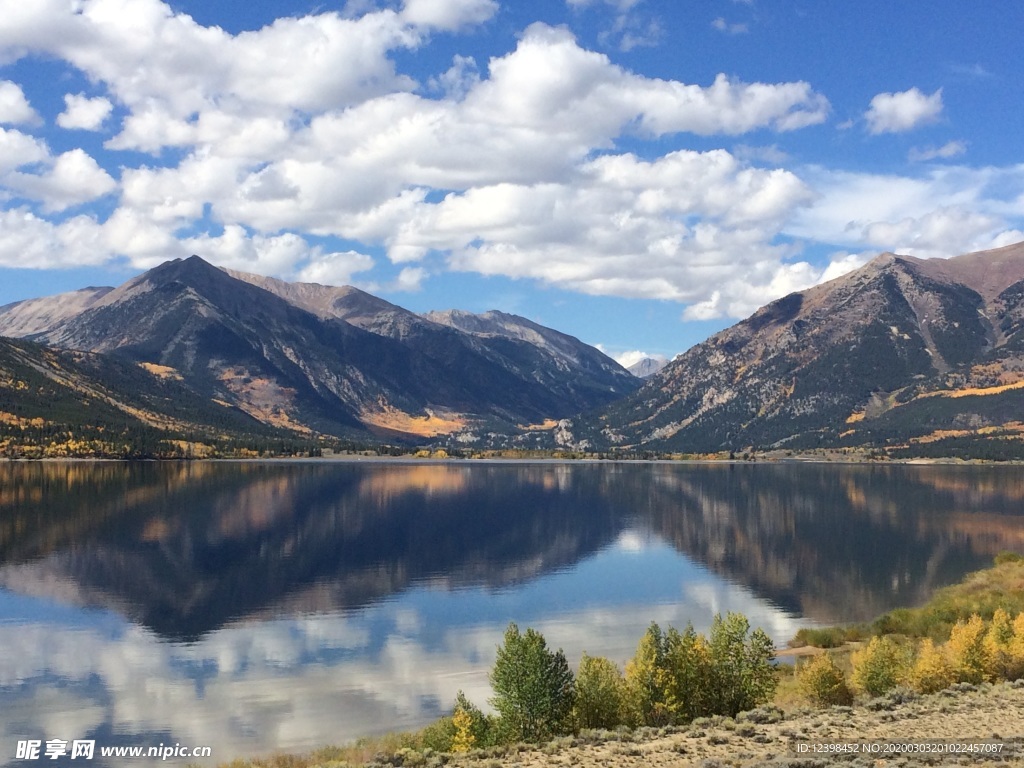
left=6, top=453, right=1022, bottom=465
left=219, top=680, right=1024, bottom=768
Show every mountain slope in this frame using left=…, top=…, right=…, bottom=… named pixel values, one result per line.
left=0, top=335, right=304, bottom=457
left=0, top=286, right=112, bottom=337
left=229, top=270, right=639, bottom=413
left=580, top=241, right=1024, bottom=456
left=424, top=309, right=638, bottom=403
left=0, top=256, right=638, bottom=441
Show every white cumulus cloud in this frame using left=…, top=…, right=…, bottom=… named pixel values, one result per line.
left=3, top=148, right=117, bottom=212
left=0, top=208, right=109, bottom=268
left=56, top=93, right=114, bottom=131
left=0, top=127, right=48, bottom=172
left=295, top=249, right=377, bottom=285
left=791, top=164, right=1024, bottom=260
left=0, top=80, right=38, bottom=124
left=865, top=87, right=943, bottom=134
left=0, top=0, right=946, bottom=324
left=375, top=148, right=820, bottom=318
left=400, top=0, right=498, bottom=31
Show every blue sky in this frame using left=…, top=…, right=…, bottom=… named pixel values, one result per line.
left=1, top=0, right=1022, bottom=363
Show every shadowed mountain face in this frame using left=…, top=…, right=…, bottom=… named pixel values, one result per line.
left=229, top=271, right=639, bottom=418
left=0, top=334, right=295, bottom=454
left=1, top=462, right=1020, bottom=638
left=0, top=256, right=638, bottom=441
left=580, top=241, right=1024, bottom=455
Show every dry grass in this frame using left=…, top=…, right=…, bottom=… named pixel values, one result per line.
left=921, top=380, right=1024, bottom=399
left=520, top=420, right=559, bottom=431
left=138, top=362, right=184, bottom=380
left=360, top=406, right=467, bottom=437
left=217, top=368, right=312, bottom=433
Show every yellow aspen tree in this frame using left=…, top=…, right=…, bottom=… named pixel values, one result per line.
left=983, top=608, right=1014, bottom=681
left=948, top=614, right=990, bottom=684
left=799, top=653, right=854, bottom=706
left=1008, top=612, right=1024, bottom=680
left=909, top=638, right=956, bottom=694
left=451, top=707, right=475, bottom=753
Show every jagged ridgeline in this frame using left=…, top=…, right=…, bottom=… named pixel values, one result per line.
left=6, top=242, right=1024, bottom=457
left=567, top=241, right=1024, bottom=456
left=0, top=256, right=639, bottom=453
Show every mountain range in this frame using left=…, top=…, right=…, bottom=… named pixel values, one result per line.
left=4, top=242, right=1024, bottom=458
left=0, top=255, right=638, bottom=450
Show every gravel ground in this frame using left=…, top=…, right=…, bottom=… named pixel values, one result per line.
left=443, top=682, right=1024, bottom=768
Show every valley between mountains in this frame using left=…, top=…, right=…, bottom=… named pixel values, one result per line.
left=4, top=241, right=1024, bottom=459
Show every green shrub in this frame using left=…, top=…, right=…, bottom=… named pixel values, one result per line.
left=419, top=716, right=456, bottom=753
left=851, top=636, right=911, bottom=696
left=791, top=626, right=862, bottom=649
left=798, top=653, right=854, bottom=706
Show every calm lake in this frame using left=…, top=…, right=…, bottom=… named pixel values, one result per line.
left=2, top=460, right=1024, bottom=764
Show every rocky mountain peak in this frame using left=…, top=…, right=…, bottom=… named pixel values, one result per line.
left=579, top=240, right=1024, bottom=456
left=0, top=256, right=640, bottom=441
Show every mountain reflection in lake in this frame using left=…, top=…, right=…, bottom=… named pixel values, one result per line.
left=2, top=460, right=1023, bottom=764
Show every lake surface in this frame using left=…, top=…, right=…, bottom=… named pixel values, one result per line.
left=2, top=460, right=1024, bottom=765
